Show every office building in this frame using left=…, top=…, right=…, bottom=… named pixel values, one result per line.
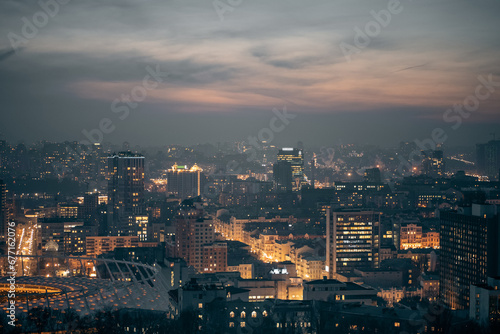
left=57, top=203, right=79, bottom=219
left=274, top=148, right=306, bottom=192
left=326, top=209, right=381, bottom=277
left=107, top=152, right=145, bottom=236
left=477, top=140, right=500, bottom=180
left=166, top=164, right=203, bottom=200
left=440, top=204, right=500, bottom=310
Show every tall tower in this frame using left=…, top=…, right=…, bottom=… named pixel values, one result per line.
left=274, top=148, right=305, bottom=192
left=326, top=208, right=381, bottom=277
left=440, top=204, right=500, bottom=310
left=107, top=152, right=145, bottom=236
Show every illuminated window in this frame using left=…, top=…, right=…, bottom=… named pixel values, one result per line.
left=241, top=311, right=246, bottom=318
left=395, top=322, right=400, bottom=327
left=251, top=311, right=257, bottom=318
left=230, top=312, right=235, bottom=318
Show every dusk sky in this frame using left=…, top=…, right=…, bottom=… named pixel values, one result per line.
left=0, top=0, right=499, bottom=147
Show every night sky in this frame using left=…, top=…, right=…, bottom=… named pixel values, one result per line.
left=0, top=0, right=499, bottom=147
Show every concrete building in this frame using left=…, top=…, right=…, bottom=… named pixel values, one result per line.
left=326, top=209, right=381, bottom=276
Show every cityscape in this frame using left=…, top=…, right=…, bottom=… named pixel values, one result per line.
left=1, top=1, right=500, bottom=334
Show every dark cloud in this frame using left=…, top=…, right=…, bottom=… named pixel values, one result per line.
left=0, top=0, right=499, bottom=147
left=0, top=48, right=16, bottom=62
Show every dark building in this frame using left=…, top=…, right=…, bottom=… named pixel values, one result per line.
left=273, top=160, right=293, bottom=192
left=440, top=204, right=500, bottom=310
left=477, top=140, right=500, bottom=180
left=274, top=148, right=306, bottom=192
left=114, top=245, right=165, bottom=264
left=364, top=168, right=381, bottom=183
left=107, top=152, right=145, bottom=236
left=79, top=192, right=99, bottom=221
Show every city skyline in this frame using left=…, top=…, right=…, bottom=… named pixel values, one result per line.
left=2, top=1, right=500, bottom=333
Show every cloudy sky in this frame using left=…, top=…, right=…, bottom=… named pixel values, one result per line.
left=0, top=0, right=499, bottom=148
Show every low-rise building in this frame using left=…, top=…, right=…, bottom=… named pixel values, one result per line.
left=303, top=277, right=377, bottom=305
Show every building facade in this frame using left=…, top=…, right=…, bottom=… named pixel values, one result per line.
left=440, top=204, right=500, bottom=310
left=107, top=152, right=145, bottom=236
left=326, top=209, right=381, bottom=276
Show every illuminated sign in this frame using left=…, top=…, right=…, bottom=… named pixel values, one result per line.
left=270, top=268, right=289, bottom=275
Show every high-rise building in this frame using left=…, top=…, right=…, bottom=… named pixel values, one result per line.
left=476, top=140, right=500, bottom=180
left=326, top=209, right=381, bottom=277
left=166, top=164, right=202, bottom=200
left=0, top=180, right=6, bottom=240
left=440, top=204, right=500, bottom=310
left=174, top=198, right=227, bottom=273
left=421, top=150, right=445, bottom=177
left=107, top=152, right=145, bottom=236
left=273, top=160, right=293, bottom=192
left=274, top=148, right=305, bottom=192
